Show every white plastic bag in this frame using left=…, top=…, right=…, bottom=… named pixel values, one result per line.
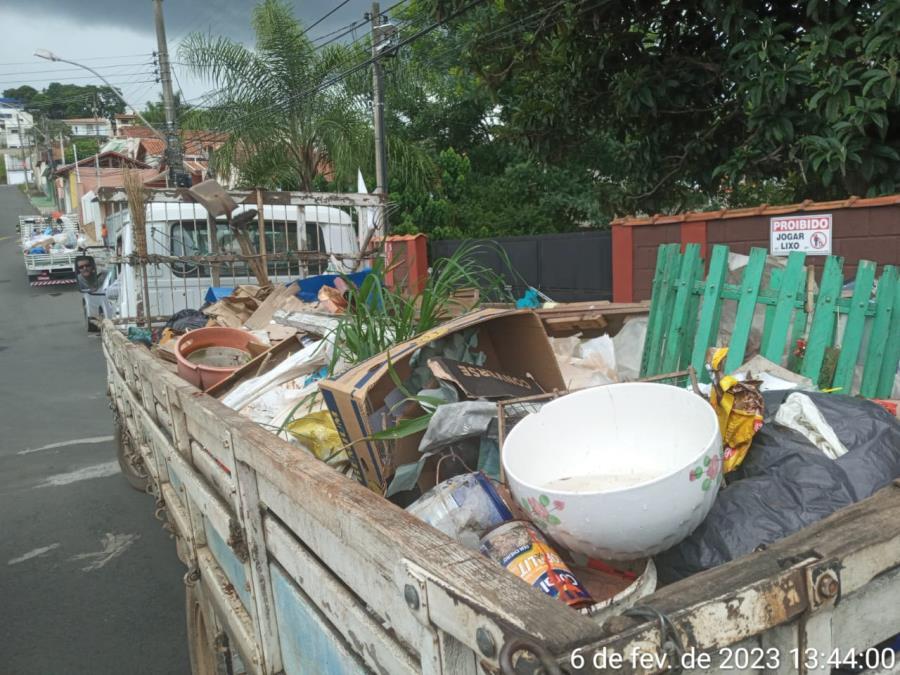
left=774, top=393, right=849, bottom=459
left=612, top=316, right=648, bottom=381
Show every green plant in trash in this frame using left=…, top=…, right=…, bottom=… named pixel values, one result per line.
left=367, top=351, right=446, bottom=442
left=282, top=243, right=513, bottom=473
left=328, top=242, right=514, bottom=374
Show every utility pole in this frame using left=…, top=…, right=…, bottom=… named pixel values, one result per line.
left=59, top=131, right=65, bottom=210
left=16, top=114, right=28, bottom=186
left=152, top=0, right=185, bottom=186
left=370, top=2, right=389, bottom=235
left=94, top=95, right=101, bottom=186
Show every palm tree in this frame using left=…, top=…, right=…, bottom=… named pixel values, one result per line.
left=179, top=0, right=372, bottom=190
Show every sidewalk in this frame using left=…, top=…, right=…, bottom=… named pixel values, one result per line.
left=20, top=185, right=57, bottom=214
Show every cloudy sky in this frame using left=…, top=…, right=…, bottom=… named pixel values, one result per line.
left=0, top=1, right=374, bottom=110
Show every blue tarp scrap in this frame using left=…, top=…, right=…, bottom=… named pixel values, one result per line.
left=515, top=288, right=542, bottom=309
left=204, top=270, right=372, bottom=306
left=205, top=286, right=235, bottom=304
left=293, top=270, right=372, bottom=303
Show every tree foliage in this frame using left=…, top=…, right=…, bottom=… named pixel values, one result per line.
left=141, top=92, right=191, bottom=126
left=421, top=0, right=900, bottom=213
left=165, top=0, right=900, bottom=238
left=63, top=137, right=105, bottom=164
left=3, top=83, right=125, bottom=119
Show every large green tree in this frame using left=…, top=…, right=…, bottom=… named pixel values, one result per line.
left=374, top=0, right=614, bottom=236
left=4, top=83, right=124, bottom=119
left=422, top=0, right=900, bottom=212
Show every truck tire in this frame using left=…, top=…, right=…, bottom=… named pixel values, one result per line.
left=186, top=585, right=235, bottom=675
left=115, top=419, right=148, bottom=492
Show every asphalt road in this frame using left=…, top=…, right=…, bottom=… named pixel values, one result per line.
left=0, top=185, right=188, bottom=674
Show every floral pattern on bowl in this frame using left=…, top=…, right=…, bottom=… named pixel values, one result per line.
left=520, top=494, right=566, bottom=528
left=689, top=452, right=721, bottom=491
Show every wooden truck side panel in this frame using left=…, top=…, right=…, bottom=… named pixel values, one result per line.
left=103, top=323, right=900, bottom=675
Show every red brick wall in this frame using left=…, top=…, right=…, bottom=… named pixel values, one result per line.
left=624, top=205, right=900, bottom=301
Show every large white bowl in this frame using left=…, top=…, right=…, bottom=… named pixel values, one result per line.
left=503, top=383, right=722, bottom=560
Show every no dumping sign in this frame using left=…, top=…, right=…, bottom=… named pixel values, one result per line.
left=770, top=214, right=832, bottom=256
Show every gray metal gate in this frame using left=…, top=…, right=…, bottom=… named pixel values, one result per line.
left=430, top=230, right=612, bottom=301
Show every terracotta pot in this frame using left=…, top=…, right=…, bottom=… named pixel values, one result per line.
left=174, top=327, right=262, bottom=390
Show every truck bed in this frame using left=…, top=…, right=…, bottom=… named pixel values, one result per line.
left=102, top=322, right=900, bottom=674
left=24, top=252, right=78, bottom=275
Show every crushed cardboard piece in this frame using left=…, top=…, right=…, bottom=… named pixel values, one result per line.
left=543, top=312, right=608, bottom=335
left=244, top=282, right=300, bottom=331
left=318, top=284, right=348, bottom=313
left=319, top=309, right=565, bottom=495
left=266, top=323, right=299, bottom=342
left=274, top=309, right=340, bottom=337
left=204, top=285, right=271, bottom=328
left=414, top=288, right=481, bottom=320
left=427, top=357, right=543, bottom=399
left=536, top=301, right=650, bottom=338
left=152, top=341, right=178, bottom=364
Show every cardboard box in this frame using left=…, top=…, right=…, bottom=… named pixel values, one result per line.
left=319, top=309, right=565, bottom=495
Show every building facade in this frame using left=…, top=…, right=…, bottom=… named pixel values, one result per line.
left=63, top=117, right=113, bottom=138
left=0, top=100, right=34, bottom=149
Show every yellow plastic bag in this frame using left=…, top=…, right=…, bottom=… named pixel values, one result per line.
left=158, top=327, right=178, bottom=346
left=286, top=411, right=345, bottom=463
left=708, top=348, right=764, bottom=473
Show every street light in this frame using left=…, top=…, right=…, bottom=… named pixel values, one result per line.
left=34, top=49, right=167, bottom=145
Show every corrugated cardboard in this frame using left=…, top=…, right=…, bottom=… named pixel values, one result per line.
left=319, top=309, right=565, bottom=494
left=427, top=357, right=544, bottom=399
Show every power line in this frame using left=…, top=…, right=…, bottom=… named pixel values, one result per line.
left=174, top=0, right=490, bottom=150
left=309, top=19, right=368, bottom=44
left=171, top=64, right=187, bottom=99
left=0, top=53, right=153, bottom=67
left=0, top=71, right=158, bottom=86
left=2, top=81, right=159, bottom=95
left=383, top=0, right=412, bottom=12
left=0, top=62, right=157, bottom=78
left=191, top=0, right=605, bottom=158
left=154, top=0, right=569, bottom=154
left=301, top=0, right=351, bottom=36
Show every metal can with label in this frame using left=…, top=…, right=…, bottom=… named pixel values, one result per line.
left=480, top=520, right=593, bottom=608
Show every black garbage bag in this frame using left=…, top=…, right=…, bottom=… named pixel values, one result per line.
left=165, top=309, right=208, bottom=332
left=655, top=393, right=900, bottom=584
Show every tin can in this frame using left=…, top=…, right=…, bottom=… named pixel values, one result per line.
left=480, top=520, right=593, bottom=608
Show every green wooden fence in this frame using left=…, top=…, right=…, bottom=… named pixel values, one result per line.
left=640, top=243, right=900, bottom=398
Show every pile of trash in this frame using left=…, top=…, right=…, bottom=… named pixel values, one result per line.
left=138, top=272, right=377, bottom=478
left=140, top=270, right=900, bottom=616
left=21, top=218, right=85, bottom=254
left=656, top=389, right=900, bottom=582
